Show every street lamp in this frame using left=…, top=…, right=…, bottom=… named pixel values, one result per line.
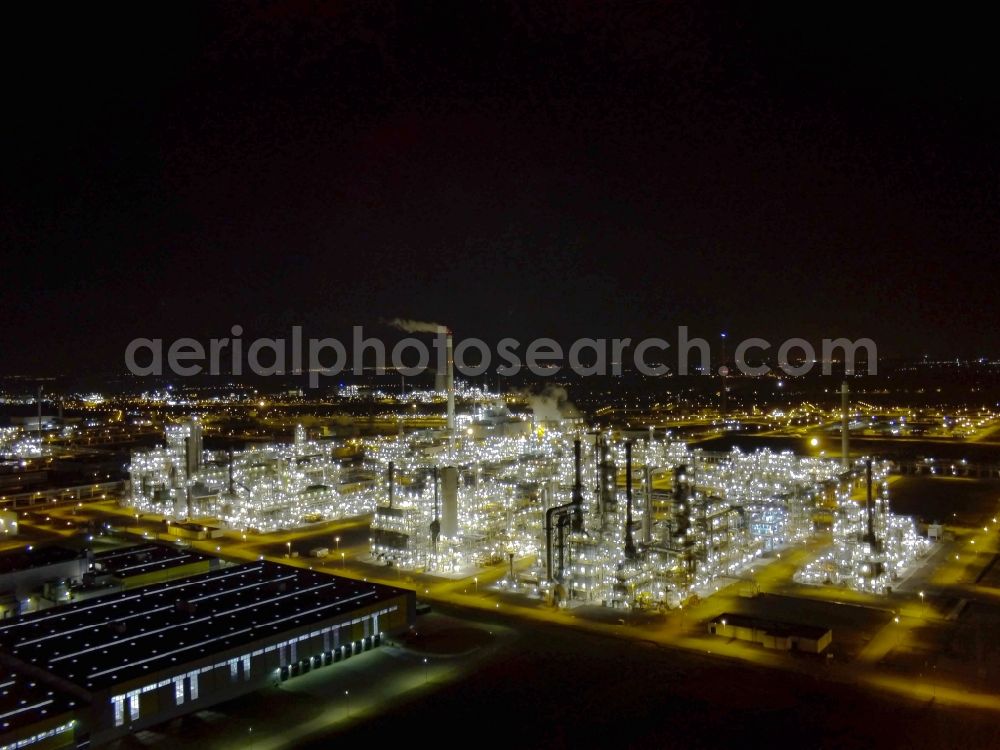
left=286, top=542, right=291, bottom=558
left=423, top=657, right=428, bottom=684
left=474, top=576, right=478, bottom=592
left=344, top=689, right=350, bottom=718
left=919, top=591, right=926, bottom=617
left=335, top=536, right=340, bottom=553
left=341, top=552, right=345, bottom=569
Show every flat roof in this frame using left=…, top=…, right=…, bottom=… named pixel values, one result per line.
left=0, top=562, right=408, bottom=693
left=92, top=543, right=211, bottom=579
left=0, top=669, right=77, bottom=735
left=712, top=613, right=830, bottom=640
left=0, top=546, right=80, bottom=576
left=173, top=522, right=219, bottom=532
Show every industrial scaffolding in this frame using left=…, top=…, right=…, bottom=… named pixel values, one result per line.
left=795, top=459, right=930, bottom=593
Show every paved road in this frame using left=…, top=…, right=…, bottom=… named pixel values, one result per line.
left=24, top=498, right=1000, bottom=717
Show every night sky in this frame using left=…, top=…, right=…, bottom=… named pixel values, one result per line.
left=3, top=2, right=997, bottom=373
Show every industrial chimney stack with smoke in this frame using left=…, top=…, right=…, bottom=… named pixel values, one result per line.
left=387, top=319, right=456, bottom=437
left=440, top=326, right=455, bottom=435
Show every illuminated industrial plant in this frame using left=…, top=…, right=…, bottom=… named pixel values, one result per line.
left=795, top=459, right=930, bottom=593
left=0, top=426, right=48, bottom=460
left=369, top=423, right=854, bottom=610
left=128, top=354, right=930, bottom=610
left=127, top=408, right=931, bottom=608
left=128, top=422, right=377, bottom=531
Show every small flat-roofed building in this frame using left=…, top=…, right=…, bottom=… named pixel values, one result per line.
left=0, top=669, right=78, bottom=750
left=0, top=561, right=414, bottom=747
left=166, top=523, right=224, bottom=541
left=708, top=613, right=832, bottom=654
left=88, top=544, right=216, bottom=590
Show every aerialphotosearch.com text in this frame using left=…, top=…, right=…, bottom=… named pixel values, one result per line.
left=125, top=325, right=877, bottom=388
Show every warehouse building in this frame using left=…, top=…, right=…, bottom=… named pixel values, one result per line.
left=0, top=561, right=414, bottom=747
left=1, top=542, right=217, bottom=617
left=0, top=670, right=78, bottom=750
left=708, top=613, right=832, bottom=654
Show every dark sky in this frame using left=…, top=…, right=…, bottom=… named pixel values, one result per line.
left=2, top=2, right=998, bottom=373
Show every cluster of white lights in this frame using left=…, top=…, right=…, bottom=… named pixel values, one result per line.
left=129, top=424, right=375, bottom=531
left=129, top=417, right=930, bottom=607
left=369, top=430, right=847, bottom=609
left=795, top=463, right=931, bottom=594
left=0, top=426, right=49, bottom=459
left=338, top=382, right=501, bottom=405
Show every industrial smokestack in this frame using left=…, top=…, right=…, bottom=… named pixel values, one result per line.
left=573, top=439, right=583, bottom=499
left=545, top=440, right=585, bottom=583
left=185, top=420, right=203, bottom=476
left=598, top=435, right=616, bottom=527
left=433, top=325, right=456, bottom=435
left=625, top=442, right=636, bottom=560
left=643, top=464, right=653, bottom=545
left=571, top=438, right=584, bottom=533
left=865, top=458, right=875, bottom=546
left=430, top=466, right=441, bottom=550
left=841, top=382, right=850, bottom=469
left=387, top=461, right=395, bottom=509
left=445, top=328, right=455, bottom=434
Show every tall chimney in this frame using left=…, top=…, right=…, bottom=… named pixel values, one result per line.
left=387, top=461, right=395, bottom=509
left=841, top=381, right=850, bottom=469
left=446, top=328, right=455, bottom=434
left=572, top=439, right=582, bottom=500
left=643, top=464, right=653, bottom=544
left=430, top=466, right=440, bottom=550
left=571, top=438, right=584, bottom=533
left=625, top=442, right=636, bottom=559
left=865, top=458, right=876, bottom=546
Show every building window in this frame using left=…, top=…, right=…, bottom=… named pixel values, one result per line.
left=229, top=658, right=239, bottom=680
left=0, top=721, right=75, bottom=750
left=188, top=671, right=199, bottom=700
left=128, top=693, right=140, bottom=722
left=174, top=679, right=185, bottom=705
left=113, top=696, right=125, bottom=727
left=242, top=654, right=251, bottom=680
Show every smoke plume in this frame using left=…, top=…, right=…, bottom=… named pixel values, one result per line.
left=524, top=384, right=580, bottom=422
left=385, top=318, right=445, bottom=334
